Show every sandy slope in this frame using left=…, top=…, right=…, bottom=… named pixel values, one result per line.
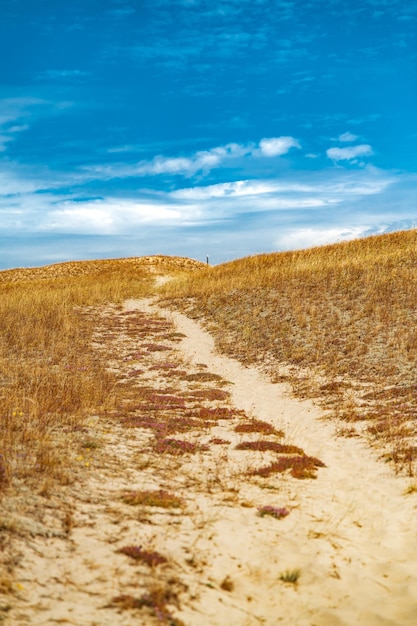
left=5, top=296, right=417, bottom=626
left=162, top=303, right=417, bottom=625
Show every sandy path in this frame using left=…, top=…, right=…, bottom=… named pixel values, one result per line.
left=5, top=297, right=417, bottom=626
left=140, top=299, right=417, bottom=626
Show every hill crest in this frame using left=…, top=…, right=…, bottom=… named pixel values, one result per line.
left=0, top=254, right=206, bottom=283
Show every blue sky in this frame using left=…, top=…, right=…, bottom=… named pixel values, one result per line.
left=0, top=0, right=416, bottom=269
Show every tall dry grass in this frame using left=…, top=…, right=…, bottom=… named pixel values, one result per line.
left=160, top=230, right=417, bottom=470
left=0, top=265, right=156, bottom=488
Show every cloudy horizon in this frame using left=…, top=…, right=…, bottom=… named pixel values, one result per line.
left=0, top=0, right=416, bottom=269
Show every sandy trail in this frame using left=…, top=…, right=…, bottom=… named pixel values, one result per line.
left=136, top=298, right=417, bottom=626
left=5, top=296, right=417, bottom=626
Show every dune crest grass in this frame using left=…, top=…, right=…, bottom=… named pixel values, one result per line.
left=160, top=230, right=417, bottom=472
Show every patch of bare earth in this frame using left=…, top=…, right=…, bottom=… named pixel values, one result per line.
left=2, top=297, right=417, bottom=625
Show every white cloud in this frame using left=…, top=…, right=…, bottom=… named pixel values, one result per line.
left=326, top=144, right=373, bottom=161
left=168, top=142, right=251, bottom=172
left=259, top=136, right=301, bottom=157
left=8, top=124, right=30, bottom=133
left=84, top=142, right=253, bottom=180
left=170, top=170, right=394, bottom=206
left=276, top=225, right=371, bottom=250
left=338, top=132, right=359, bottom=142
left=42, top=198, right=195, bottom=234
left=171, top=179, right=315, bottom=200
left=84, top=137, right=302, bottom=182
left=0, top=169, right=49, bottom=194
left=0, top=97, right=46, bottom=126
left=171, top=180, right=276, bottom=200
left=140, top=156, right=194, bottom=175
left=0, top=159, right=415, bottom=269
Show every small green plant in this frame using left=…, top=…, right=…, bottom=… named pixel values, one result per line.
left=279, top=568, right=301, bottom=584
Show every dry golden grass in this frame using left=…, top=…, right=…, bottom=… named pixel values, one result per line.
left=1, top=240, right=414, bottom=624
left=0, top=254, right=204, bottom=284
left=0, top=256, right=204, bottom=488
left=1, top=233, right=415, bottom=489
left=160, top=230, right=417, bottom=472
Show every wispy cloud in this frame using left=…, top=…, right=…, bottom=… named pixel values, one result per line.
left=43, top=199, right=187, bottom=234
left=170, top=171, right=393, bottom=204
left=83, top=137, right=301, bottom=181
left=326, top=144, right=374, bottom=161
left=0, top=135, right=13, bottom=152
left=338, top=132, right=359, bottom=142
left=276, top=225, right=371, bottom=250
left=259, top=137, right=301, bottom=157
left=0, top=158, right=398, bottom=234
left=36, top=69, right=91, bottom=81
left=0, top=97, right=56, bottom=154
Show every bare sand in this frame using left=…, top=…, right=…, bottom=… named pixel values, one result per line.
left=5, top=296, right=417, bottom=626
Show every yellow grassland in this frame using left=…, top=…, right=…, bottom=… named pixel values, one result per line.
left=0, top=235, right=415, bottom=625
left=161, top=230, right=417, bottom=470
left=0, top=256, right=204, bottom=487
left=0, top=254, right=205, bottom=284
left=0, top=232, right=415, bottom=489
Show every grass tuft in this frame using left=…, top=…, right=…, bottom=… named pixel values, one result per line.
left=250, top=455, right=325, bottom=479
left=153, top=438, right=209, bottom=455
left=257, top=505, right=290, bottom=519
left=236, top=440, right=304, bottom=454
left=117, top=545, right=168, bottom=566
left=234, top=420, right=283, bottom=436
left=279, top=568, right=301, bottom=584
left=121, top=489, right=184, bottom=508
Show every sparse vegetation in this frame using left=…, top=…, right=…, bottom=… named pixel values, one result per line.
left=153, top=438, right=209, bottom=455
left=0, top=263, right=157, bottom=486
left=0, top=256, right=203, bottom=488
left=279, top=569, right=301, bottom=584
left=1, top=233, right=415, bottom=624
left=220, top=575, right=234, bottom=591
left=117, top=545, right=168, bottom=566
left=236, top=441, right=304, bottom=454
left=257, top=505, right=290, bottom=519
left=250, top=455, right=326, bottom=479
left=121, top=489, right=184, bottom=508
left=110, top=586, right=186, bottom=626
left=161, top=230, right=417, bottom=472
left=234, top=419, right=283, bottom=436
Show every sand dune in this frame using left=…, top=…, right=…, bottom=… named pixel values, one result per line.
left=6, top=294, right=417, bottom=625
